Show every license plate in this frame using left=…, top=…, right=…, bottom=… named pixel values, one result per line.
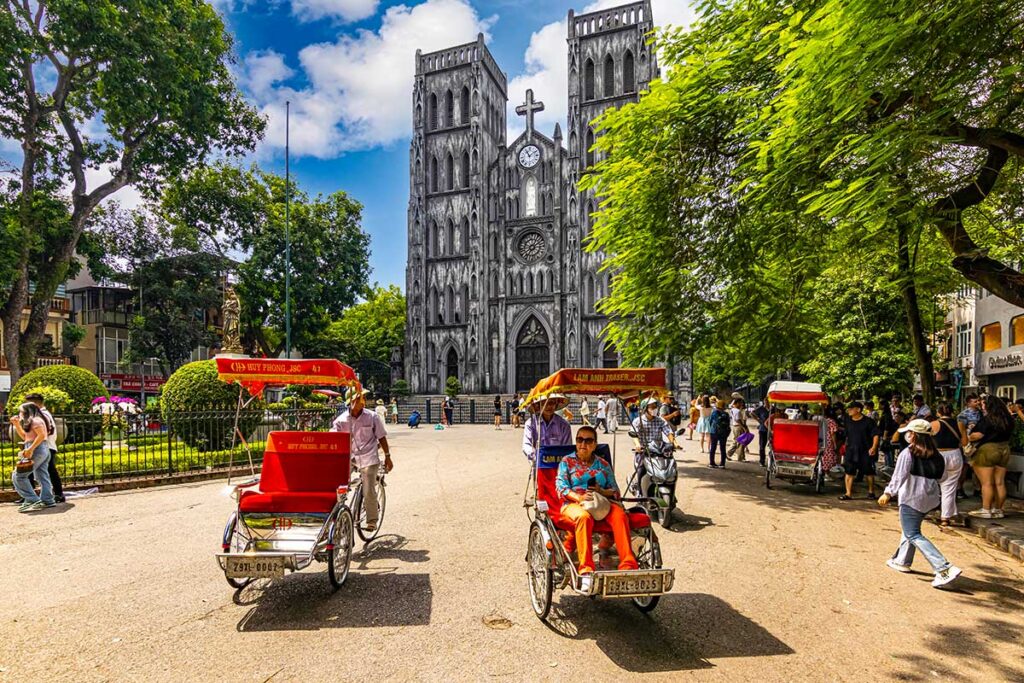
left=777, top=465, right=810, bottom=477
left=603, top=572, right=664, bottom=597
left=225, top=555, right=285, bottom=579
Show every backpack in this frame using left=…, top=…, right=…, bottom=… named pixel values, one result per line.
left=710, top=409, right=729, bottom=436
left=910, top=452, right=945, bottom=480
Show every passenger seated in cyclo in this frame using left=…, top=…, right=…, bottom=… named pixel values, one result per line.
left=556, top=426, right=639, bottom=590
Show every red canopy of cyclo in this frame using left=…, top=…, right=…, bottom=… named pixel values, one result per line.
left=523, top=368, right=667, bottom=406
left=216, top=358, right=358, bottom=397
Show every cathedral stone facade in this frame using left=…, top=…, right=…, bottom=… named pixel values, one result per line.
left=404, top=1, right=658, bottom=394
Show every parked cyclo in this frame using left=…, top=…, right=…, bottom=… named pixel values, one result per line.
left=523, top=368, right=675, bottom=620
left=213, top=358, right=368, bottom=590
left=764, top=380, right=833, bottom=492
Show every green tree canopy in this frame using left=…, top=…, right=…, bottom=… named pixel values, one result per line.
left=304, top=285, right=406, bottom=364
left=0, top=0, right=263, bottom=381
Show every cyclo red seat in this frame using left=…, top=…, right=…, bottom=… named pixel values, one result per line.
left=239, top=431, right=351, bottom=514
left=771, top=420, right=820, bottom=464
left=536, top=445, right=650, bottom=532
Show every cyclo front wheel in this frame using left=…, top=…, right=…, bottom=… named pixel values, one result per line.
left=527, top=522, right=553, bottom=620
left=632, top=531, right=662, bottom=613
left=328, top=508, right=354, bottom=589
left=356, top=474, right=386, bottom=543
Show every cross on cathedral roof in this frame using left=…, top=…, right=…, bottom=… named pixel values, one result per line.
left=515, top=89, right=545, bottom=139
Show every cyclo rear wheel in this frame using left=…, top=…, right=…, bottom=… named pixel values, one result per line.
left=632, top=531, right=662, bottom=613
left=527, top=522, right=553, bottom=620
left=328, top=508, right=354, bottom=589
left=223, top=512, right=252, bottom=590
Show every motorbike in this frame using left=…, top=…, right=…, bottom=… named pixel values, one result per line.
left=628, top=433, right=678, bottom=529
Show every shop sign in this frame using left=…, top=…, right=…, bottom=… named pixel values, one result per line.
left=987, top=353, right=1024, bottom=371
left=100, top=373, right=166, bottom=392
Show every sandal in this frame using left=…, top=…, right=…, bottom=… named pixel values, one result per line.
left=939, top=519, right=951, bottom=527
left=838, top=495, right=851, bottom=501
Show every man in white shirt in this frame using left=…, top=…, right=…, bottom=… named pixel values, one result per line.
left=25, top=392, right=64, bottom=503
left=606, top=396, right=620, bottom=433
left=726, top=398, right=750, bottom=462
left=595, top=396, right=608, bottom=434
left=331, top=388, right=393, bottom=532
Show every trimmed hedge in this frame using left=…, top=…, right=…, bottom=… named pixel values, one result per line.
left=161, top=360, right=263, bottom=451
left=8, top=365, right=106, bottom=414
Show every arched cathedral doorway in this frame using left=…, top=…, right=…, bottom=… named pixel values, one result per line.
left=445, top=348, right=459, bottom=382
left=515, top=317, right=549, bottom=391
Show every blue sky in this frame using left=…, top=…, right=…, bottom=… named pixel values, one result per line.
left=4, top=1, right=694, bottom=290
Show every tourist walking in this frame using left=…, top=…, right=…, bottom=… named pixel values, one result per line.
left=687, top=400, right=700, bottom=441
left=967, top=395, right=1015, bottom=519
left=9, top=403, right=56, bottom=512
left=390, top=397, right=399, bottom=425
left=511, top=394, right=522, bottom=428
left=443, top=395, right=455, bottom=427
left=696, top=396, right=713, bottom=452
left=595, top=396, right=608, bottom=433
left=752, top=401, right=770, bottom=467
left=708, top=399, right=729, bottom=468
left=375, top=399, right=388, bottom=423
left=493, top=394, right=503, bottom=430
left=24, top=391, right=64, bottom=503
left=579, top=397, right=591, bottom=426
left=839, top=401, right=879, bottom=501
left=930, top=403, right=964, bottom=526
left=879, top=419, right=961, bottom=589
left=606, top=396, right=620, bottom=433
left=726, top=398, right=750, bottom=462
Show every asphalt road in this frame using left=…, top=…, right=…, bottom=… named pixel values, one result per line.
left=1, top=425, right=1022, bottom=682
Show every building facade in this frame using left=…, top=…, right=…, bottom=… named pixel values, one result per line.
left=973, top=291, right=1024, bottom=402
left=405, top=1, right=659, bottom=394
left=0, top=285, right=73, bottom=397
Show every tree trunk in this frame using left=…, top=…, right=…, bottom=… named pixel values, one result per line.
left=897, top=222, right=936, bottom=406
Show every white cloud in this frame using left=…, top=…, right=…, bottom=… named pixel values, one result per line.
left=291, top=0, right=380, bottom=23
left=507, top=0, right=697, bottom=139
left=241, top=0, right=493, bottom=158
left=82, top=164, right=146, bottom=211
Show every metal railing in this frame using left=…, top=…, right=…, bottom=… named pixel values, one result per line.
left=0, top=407, right=335, bottom=491
left=0, top=355, right=71, bottom=370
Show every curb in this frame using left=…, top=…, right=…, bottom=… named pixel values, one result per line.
left=960, top=516, right=1024, bottom=561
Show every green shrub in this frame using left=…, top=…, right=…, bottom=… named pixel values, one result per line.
left=161, top=360, right=263, bottom=451
left=10, top=385, right=73, bottom=413
left=391, top=379, right=410, bottom=397
left=8, top=365, right=106, bottom=414
left=444, top=375, right=461, bottom=398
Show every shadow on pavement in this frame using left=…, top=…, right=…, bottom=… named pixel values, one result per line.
left=664, top=511, right=714, bottom=533
left=356, top=534, right=430, bottom=570
left=26, top=502, right=76, bottom=515
left=234, top=572, right=432, bottom=631
left=890, top=616, right=1024, bottom=682
left=543, top=593, right=793, bottom=673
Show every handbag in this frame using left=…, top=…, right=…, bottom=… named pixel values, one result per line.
left=581, top=490, right=611, bottom=521
left=910, top=453, right=945, bottom=480
left=15, top=458, right=34, bottom=474
left=736, top=431, right=755, bottom=447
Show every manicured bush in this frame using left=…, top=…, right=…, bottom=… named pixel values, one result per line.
left=8, top=365, right=106, bottom=414
left=10, top=385, right=73, bottom=413
left=161, top=360, right=263, bottom=451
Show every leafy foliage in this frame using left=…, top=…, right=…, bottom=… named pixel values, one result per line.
left=9, top=385, right=73, bottom=414
left=391, top=379, right=411, bottom=398
left=445, top=376, right=461, bottom=398
left=304, top=286, right=406, bottom=363
left=160, top=360, right=263, bottom=451
left=8, top=365, right=106, bottom=414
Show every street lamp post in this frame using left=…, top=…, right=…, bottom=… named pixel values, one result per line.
left=285, top=100, right=292, bottom=359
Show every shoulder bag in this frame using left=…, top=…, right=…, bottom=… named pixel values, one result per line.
left=581, top=490, right=611, bottom=520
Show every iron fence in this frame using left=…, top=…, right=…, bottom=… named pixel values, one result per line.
left=1, top=407, right=335, bottom=491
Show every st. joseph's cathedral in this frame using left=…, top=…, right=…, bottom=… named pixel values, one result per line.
left=404, top=1, right=658, bottom=394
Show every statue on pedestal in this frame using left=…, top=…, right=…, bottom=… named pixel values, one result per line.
left=221, top=286, right=243, bottom=355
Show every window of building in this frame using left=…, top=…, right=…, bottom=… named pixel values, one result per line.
left=1012, top=314, right=1024, bottom=346
left=603, top=55, right=615, bottom=97
left=444, top=90, right=453, bottom=128
left=428, top=93, right=438, bottom=131
left=461, top=152, right=470, bottom=189
left=460, top=86, right=470, bottom=125
left=585, top=129, right=595, bottom=168
left=996, top=385, right=1017, bottom=402
left=956, top=322, right=972, bottom=358
left=584, top=58, right=595, bottom=100
left=445, top=153, right=454, bottom=191
left=981, top=322, right=1002, bottom=352
left=623, top=50, right=635, bottom=92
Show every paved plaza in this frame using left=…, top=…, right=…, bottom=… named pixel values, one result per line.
left=1, top=425, right=1023, bottom=682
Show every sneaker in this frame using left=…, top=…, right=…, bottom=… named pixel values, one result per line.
left=992, top=509, right=1005, bottom=519
left=17, top=501, right=34, bottom=512
left=579, top=574, right=594, bottom=593
left=932, top=566, right=962, bottom=588
left=968, top=509, right=993, bottom=518
left=19, top=501, right=45, bottom=513
left=886, top=558, right=912, bottom=574
left=42, top=501, right=57, bottom=508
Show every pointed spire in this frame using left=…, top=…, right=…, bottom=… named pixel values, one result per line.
left=553, top=122, right=562, bottom=140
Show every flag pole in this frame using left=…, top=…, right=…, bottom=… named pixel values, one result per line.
left=285, top=100, right=292, bottom=359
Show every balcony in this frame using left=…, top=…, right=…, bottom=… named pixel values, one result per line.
left=50, top=297, right=70, bottom=314
left=0, top=355, right=71, bottom=371
left=79, top=309, right=130, bottom=326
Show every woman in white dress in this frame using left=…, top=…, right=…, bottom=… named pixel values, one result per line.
left=695, top=395, right=713, bottom=452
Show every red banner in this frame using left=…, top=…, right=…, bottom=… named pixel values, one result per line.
left=216, top=358, right=357, bottom=394
left=523, top=368, right=667, bottom=405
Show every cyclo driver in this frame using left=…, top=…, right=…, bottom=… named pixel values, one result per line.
left=630, top=397, right=674, bottom=495
left=331, top=387, right=394, bottom=532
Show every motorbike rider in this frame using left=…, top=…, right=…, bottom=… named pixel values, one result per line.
left=630, top=396, right=675, bottom=495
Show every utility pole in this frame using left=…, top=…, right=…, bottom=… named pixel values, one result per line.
left=285, top=100, right=292, bottom=359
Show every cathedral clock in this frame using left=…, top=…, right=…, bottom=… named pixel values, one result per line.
left=518, top=144, right=541, bottom=169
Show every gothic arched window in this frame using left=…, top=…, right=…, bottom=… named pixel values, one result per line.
left=623, top=50, right=636, bottom=93
left=460, top=217, right=469, bottom=254
left=490, top=272, right=498, bottom=296
left=604, top=55, right=615, bottom=97
left=446, top=285, right=456, bottom=323
left=446, top=219, right=455, bottom=255
left=430, top=156, right=439, bottom=192
left=460, top=86, right=470, bottom=125
left=428, top=93, right=438, bottom=131
left=524, top=176, right=538, bottom=217
left=428, top=219, right=438, bottom=256
left=586, top=275, right=595, bottom=313
left=461, top=152, right=470, bottom=189
left=584, top=58, right=595, bottom=101
left=585, top=128, right=595, bottom=168
left=460, top=284, right=468, bottom=321
left=445, top=153, right=454, bottom=191
left=444, top=90, right=454, bottom=127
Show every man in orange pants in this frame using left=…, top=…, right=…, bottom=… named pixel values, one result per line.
left=556, top=425, right=639, bottom=592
